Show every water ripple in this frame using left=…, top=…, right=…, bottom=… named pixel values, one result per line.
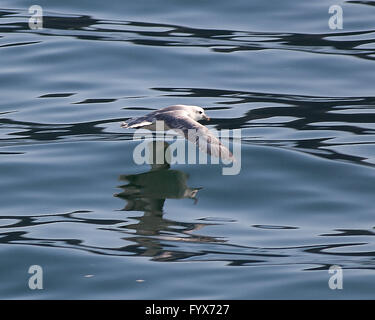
left=1, top=9, right=375, bottom=60
left=0, top=211, right=373, bottom=269
left=3, top=86, right=374, bottom=167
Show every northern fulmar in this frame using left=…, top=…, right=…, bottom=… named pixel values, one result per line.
left=121, top=105, right=234, bottom=161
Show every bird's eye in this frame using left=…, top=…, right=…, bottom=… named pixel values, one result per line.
left=199, top=111, right=202, bottom=114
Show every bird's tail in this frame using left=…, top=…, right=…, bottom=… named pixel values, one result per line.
left=120, top=116, right=153, bottom=129
left=121, top=121, right=129, bottom=128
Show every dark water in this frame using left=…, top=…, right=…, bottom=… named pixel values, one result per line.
left=1, top=0, right=375, bottom=299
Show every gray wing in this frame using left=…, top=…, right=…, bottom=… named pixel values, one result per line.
left=121, top=115, right=153, bottom=128
left=155, top=112, right=234, bottom=161
left=121, top=105, right=191, bottom=128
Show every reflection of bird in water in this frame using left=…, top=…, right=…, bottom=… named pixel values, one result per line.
left=115, top=141, right=201, bottom=213
left=117, top=169, right=200, bottom=211
left=114, top=141, right=223, bottom=261
left=121, top=105, right=234, bottom=161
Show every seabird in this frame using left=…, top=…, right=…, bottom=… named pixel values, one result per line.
left=121, top=105, right=234, bottom=161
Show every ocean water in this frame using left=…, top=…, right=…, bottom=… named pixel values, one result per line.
left=1, top=0, right=375, bottom=299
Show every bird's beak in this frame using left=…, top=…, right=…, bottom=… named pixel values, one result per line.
left=203, top=114, right=210, bottom=121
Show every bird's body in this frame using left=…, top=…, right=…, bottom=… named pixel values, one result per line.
left=121, top=105, right=234, bottom=161
left=121, top=105, right=208, bottom=130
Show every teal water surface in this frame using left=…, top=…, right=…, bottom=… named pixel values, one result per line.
left=1, top=0, right=375, bottom=299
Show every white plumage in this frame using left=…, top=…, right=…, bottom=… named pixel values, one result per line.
left=121, top=105, right=234, bottom=161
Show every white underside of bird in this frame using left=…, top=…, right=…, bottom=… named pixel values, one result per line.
left=121, top=105, right=234, bottom=161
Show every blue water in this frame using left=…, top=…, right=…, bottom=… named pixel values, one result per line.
left=1, top=0, right=375, bottom=299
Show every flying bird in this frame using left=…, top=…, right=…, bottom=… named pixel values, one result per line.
left=121, top=105, right=234, bottom=161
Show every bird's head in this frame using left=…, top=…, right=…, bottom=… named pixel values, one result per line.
left=188, top=106, right=210, bottom=122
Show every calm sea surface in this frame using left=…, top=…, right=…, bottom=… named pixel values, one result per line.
left=1, top=0, right=375, bottom=299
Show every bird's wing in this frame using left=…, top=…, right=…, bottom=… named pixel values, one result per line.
left=121, top=115, right=153, bottom=128
left=155, top=112, right=234, bottom=161
left=121, top=106, right=190, bottom=128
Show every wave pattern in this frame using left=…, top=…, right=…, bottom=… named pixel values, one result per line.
left=1, top=9, right=375, bottom=59
left=0, top=9, right=375, bottom=166
left=1, top=87, right=375, bottom=166
left=0, top=211, right=374, bottom=269
left=1, top=3, right=375, bottom=298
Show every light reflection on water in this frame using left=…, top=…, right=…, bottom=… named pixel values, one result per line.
left=1, top=1, right=375, bottom=299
